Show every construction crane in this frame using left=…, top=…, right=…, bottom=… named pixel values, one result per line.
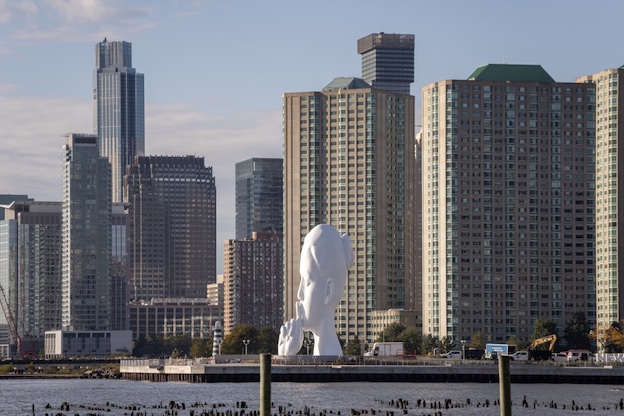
left=0, top=284, right=23, bottom=359
left=527, top=334, right=557, bottom=360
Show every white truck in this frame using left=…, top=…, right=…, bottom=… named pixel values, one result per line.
left=364, top=342, right=404, bottom=356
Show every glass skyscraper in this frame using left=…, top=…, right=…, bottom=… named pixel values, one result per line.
left=235, top=158, right=283, bottom=240
left=94, top=40, right=145, bottom=203
left=62, top=134, right=112, bottom=331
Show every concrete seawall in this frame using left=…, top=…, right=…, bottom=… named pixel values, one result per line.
left=121, top=358, right=624, bottom=384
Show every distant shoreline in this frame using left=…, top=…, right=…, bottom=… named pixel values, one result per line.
left=0, top=373, right=83, bottom=379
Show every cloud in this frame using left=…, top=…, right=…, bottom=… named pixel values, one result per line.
left=3, top=0, right=152, bottom=44
left=46, top=0, right=148, bottom=22
left=0, top=0, right=12, bottom=23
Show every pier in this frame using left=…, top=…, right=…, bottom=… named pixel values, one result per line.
left=120, top=357, right=624, bottom=384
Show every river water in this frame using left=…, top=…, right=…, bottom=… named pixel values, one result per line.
left=1, top=379, right=624, bottom=416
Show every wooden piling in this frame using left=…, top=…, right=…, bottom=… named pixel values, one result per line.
left=498, top=355, right=511, bottom=416
left=260, top=353, right=271, bottom=416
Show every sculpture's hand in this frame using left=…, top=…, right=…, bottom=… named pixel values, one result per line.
left=278, top=302, right=304, bottom=356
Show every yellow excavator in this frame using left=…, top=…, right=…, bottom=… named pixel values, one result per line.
left=527, top=334, right=557, bottom=360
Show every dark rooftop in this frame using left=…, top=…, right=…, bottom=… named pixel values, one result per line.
left=468, top=64, right=555, bottom=82
left=322, top=77, right=371, bottom=91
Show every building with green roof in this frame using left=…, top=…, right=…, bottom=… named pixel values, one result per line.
left=468, top=63, right=555, bottom=82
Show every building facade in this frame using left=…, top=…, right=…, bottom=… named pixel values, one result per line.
left=129, top=298, right=221, bottom=339
left=94, top=39, right=145, bottom=203
left=357, top=33, right=415, bottom=95
left=421, top=64, right=596, bottom=344
left=110, top=203, right=128, bottom=331
left=578, top=67, right=624, bottom=335
left=223, top=232, right=283, bottom=335
left=62, top=133, right=112, bottom=331
left=0, top=195, right=32, bottom=220
left=44, top=329, right=132, bottom=358
left=283, top=77, right=416, bottom=343
left=125, top=156, right=217, bottom=301
left=235, top=158, right=283, bottom=240
left=1, top=202, right=62, bottom=344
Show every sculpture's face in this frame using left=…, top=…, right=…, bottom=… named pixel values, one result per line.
left=297, top=267, right=325, bottom=333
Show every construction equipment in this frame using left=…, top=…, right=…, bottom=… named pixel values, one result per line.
left=528, top=334, right=557, bottom=360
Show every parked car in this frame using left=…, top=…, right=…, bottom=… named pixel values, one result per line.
left=551, top=352, right=567, bottom=362
left=441, top=350, right=462, bottom=359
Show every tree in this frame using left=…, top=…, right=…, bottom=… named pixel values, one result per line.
left=189, top=338, right=212, bottom=358
left=531, top=318, right=557, bottom=341
left=421, top=334, right=439, bottom=355
left=593, top=321, right=624, bottom=353
left=166, top=334, right=193, bottom=357
left=257, top=326, right=279, bottom=354
left=344, top=338, right=363, bottom=355
left=220, top=324, right=259, bottom=355
left=398, top=327, right=423, bottom=355
left=437, top=336, right=454, bottom=353
left=467, top=332, right=485, bottom=349
left=377, top=323, right=407, bottom=342
left=506, top=335, right=527, bottom=351
left=564, top=312, right=591, bottom=350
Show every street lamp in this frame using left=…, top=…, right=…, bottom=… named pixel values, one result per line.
left=242, top=339, right=250, bottom=355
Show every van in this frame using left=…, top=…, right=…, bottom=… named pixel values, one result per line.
left=551, top=352, right=567, bottom=362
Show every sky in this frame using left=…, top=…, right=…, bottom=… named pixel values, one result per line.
left=1, top=0, right=623, bottom=274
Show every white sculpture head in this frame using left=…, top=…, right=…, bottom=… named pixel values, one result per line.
left=297, top=224, right=354, bottom=355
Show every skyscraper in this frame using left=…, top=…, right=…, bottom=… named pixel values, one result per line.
left=577, top=67, right=623, bottom=335
left=357, top=33, right=415, bottom=95
left=0, top=202, right=62, bottom=344
left=283, top=77, right=416, bottom=343
left=125, top=156, right=217, bottom=300
left=62, top=133, right=112, bottom=331
left=94, top=39, right=145, bottom=203
left=421, top=64, right=596, bottom=344
left=235, top=158, right=283, bottom=240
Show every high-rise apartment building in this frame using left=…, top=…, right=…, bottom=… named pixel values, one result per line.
left=125, top=156, right=217, bottom=301
left=577, top=67, right=623, bottom=334
left=94, top=39, right=145, bottom=203
left=283, top=77, right=416, bottom=343
left=62, top=133, right=112, bottom=331
left=0, top=202, right=63, bottom=358
left=235, top=158, right=283, bottom=240
left=1, top=202, right=63, bottom=342
left=421, top=64, right=596, bottom=344
left=223, top=232, right=283, bottom=335
left=357, top=33, right=415, bottom=95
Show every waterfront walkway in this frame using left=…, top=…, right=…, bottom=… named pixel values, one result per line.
left=120, top=357, right=624, bottom=384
